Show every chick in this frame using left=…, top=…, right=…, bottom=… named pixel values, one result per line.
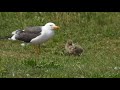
left=65, top=40, right=83, bottom=56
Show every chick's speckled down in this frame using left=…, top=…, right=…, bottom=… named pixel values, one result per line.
left=65, top=40, right=83, bottom=56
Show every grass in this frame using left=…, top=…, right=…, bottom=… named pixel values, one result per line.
left=0, top=12, right=120, bottom=78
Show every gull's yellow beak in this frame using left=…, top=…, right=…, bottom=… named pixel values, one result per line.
left=53, top=26, right=60, bottom=30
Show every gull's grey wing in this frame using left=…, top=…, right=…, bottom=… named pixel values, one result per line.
left=15, top=30, right=41, bottom=43
left=24, top=26, right=43, bottom=34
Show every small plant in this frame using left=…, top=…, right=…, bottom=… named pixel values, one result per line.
left=22, top=59, right=37, bottom=67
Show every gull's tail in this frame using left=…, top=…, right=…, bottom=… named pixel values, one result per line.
left=0, top=29, right=22, bottom=40
left=0, top=35, right=13, bottom=40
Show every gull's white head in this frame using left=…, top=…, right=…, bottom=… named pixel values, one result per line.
left=44, top=22, right=60, bottom=30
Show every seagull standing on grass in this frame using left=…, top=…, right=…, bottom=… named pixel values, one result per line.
left=10, top=22, right=60, bottom=54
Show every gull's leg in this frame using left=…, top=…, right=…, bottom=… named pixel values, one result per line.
left=36, top=44, right=41, bottom=55
left=32, top=44, right=41, bottom=55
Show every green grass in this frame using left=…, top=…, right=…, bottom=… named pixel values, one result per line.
left=0, top=12, right=120, bottom=78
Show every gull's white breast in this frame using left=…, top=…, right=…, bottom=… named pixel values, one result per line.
left=30, top=29, right=54, bottom=44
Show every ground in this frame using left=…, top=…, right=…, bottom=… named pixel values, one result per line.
left=0, top=12, right=120, bottom=78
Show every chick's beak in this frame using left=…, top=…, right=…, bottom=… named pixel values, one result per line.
left=53, top=26, right=60, bottom=30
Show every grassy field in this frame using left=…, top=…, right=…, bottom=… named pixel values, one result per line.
left=0, top=12, right=120, bottom=78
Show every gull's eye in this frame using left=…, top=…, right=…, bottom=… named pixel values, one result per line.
left=50, top=25, right=52, bottom=26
